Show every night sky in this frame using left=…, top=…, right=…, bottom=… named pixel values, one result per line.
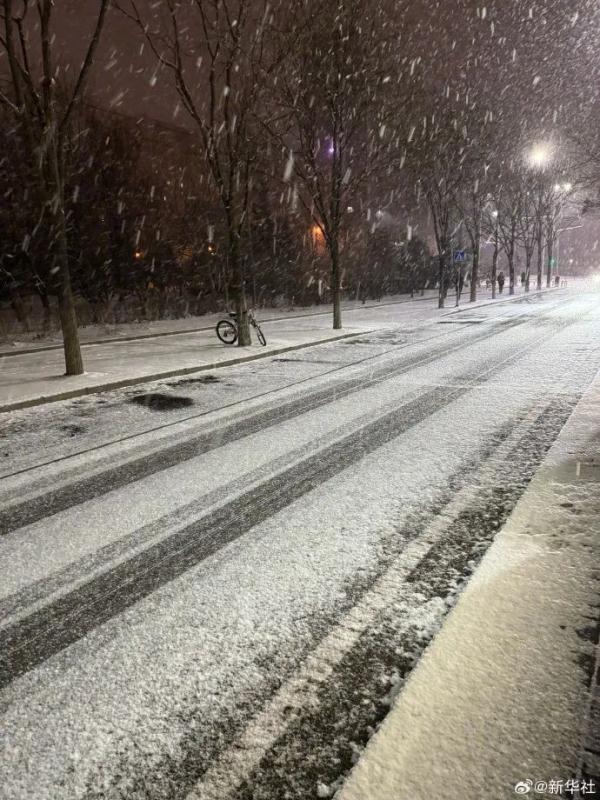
left=36, top=0, right=600, bottom=133
left=6, top=0, right=600, bottom=267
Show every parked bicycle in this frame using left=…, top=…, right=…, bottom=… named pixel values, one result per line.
left=216, top=310, right=267, bottom=346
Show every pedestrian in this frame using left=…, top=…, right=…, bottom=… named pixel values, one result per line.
left=497, top=271, right=505, bottom=294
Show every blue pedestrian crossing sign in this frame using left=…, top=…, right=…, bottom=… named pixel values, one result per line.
left=453, top=250, right=467, bottom=263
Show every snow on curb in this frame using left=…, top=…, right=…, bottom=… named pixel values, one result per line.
left=337, top=368, right=600, bottom=800
left=442, top=286, right=558, bottom=317
left=0, top=330, right=369, bottom=413
left=0, top=295, right=434, bottom=359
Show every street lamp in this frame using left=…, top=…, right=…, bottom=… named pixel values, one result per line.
left=489, top=209, right=499, bottom=299
left=527, top=142, right=554, bottom=170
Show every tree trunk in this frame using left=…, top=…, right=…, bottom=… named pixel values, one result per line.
left=223, top=266, right=230, bottom=310
left=536, top=230, right=543, bottom=291
left=438, top=253, right=446, bottom=309
left=39, top=289, right=52, bottom=333
left=546, top=234, right=553, bottom=288
left=57, top=280, right=83, bottom=375
left=229, top=233, right=251, bottom=346
left=508, top=247, right=515, bottom=296
left=55, top=198, right=84, bottom=374
left=525, top=252, right=532, bottom=292
left=469, top=242, right=479, bottom=303
left=330, top=238, right=342, bottom=329
left=47, top=137, right=84, bottom=375
left=491, top=236, right=498, bottom=300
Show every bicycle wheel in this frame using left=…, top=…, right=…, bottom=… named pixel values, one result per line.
left=255, top=324, right=267, bottom=346
left=216, top=319, right=238, bottom=345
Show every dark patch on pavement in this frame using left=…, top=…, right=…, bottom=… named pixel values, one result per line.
left=60, top=424, right=86, bottom=437
left=130, top=393, right=195, bottom=411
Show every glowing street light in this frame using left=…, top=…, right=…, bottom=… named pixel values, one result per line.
left=527, top=142, right=554, bottom=169
left=311, top=224, right=325, bottom=252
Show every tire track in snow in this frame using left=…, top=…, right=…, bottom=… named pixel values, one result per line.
left=0, top=323, right=569, bottom=691
left=0, top=309, right=545, bottom=537
left=181, top=398, right=574, bottom=800
left=0, top=381, right=429, bottom=625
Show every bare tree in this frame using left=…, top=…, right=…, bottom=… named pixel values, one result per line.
left=409, top=106, right=465, bottom=309
left=0, top=0, right=110, bottom=374
left=527, top=170, right=570, bottom=291
left=454, top=119, right=504, bottom=303
left=455, top=177, right=486, bottom=303
left=531, top=179, right=548, bottom=291
left=482, top=204, right=501, bottom=299
left=544, top=183, right=578, bottom=287
left=267, top=0, right=390, bottom=328
left=515, top=177, right=537, bottom=292
left=121, top=0, right=285, bottom=345
left=495, top=173, right=520, bottom=296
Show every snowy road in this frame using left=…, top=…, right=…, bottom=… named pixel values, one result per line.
left=2, top=289, right=600, bottom=799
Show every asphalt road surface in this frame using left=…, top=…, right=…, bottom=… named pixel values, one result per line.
left=2, top=289, right=600, bottom=800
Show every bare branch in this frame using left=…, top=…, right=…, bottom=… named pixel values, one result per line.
left=59, top=0, right=111, bottom=138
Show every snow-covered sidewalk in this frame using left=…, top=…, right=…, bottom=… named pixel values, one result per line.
left=0, top=286, right=557, bottom=357
left=0, top=286, right=557, bottom=412
left=338, top=368, right=600, bottom=800
left=0, top=291, right=439, bottom=356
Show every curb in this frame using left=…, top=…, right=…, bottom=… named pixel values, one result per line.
left=0, top=295, right=436, bottom=359
left=0, top=330, right=370, bottom=413
left=441, top=286, right=557, bottom=317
